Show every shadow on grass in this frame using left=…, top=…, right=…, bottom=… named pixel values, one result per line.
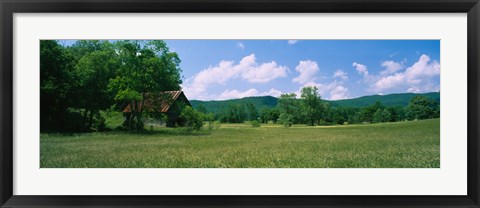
left=41, top=127, right=213, bottom=137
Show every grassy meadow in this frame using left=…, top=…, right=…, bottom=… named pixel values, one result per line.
left=40, top=118, right=440, bottom=168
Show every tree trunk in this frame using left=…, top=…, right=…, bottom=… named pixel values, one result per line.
left=82, top=108, right=89, bottom=130
left=88, top=109, right=94, bottom=131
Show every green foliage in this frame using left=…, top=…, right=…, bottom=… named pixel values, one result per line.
left=278, top=113, right=293, bottom=127
left=246, top=102, right=259, bottom=121
left=213, top=121, right=221, bottom=130
left=372, top=109, right=383, bottom=123
left=250, top=120, right=261, bottom=128
left=219, top=104, right=246, bottom=123
left=190, top=96, right=277, bottom=114
left=40, top=40, right=182, bottom=132
left=40, top=40, right=75, bottom=132
left=330, top=92, right=440, bottom=107
left=300, top=86, right=324, bottom=126
left=195, top=104, right=208, bottom=114
left=108, top=40, right=183, bottom=131
left=406, top=95, right=440, bottom=120
left=180, top=106, right=205, bottom=131
left=205, top=113, right=216, bottom=130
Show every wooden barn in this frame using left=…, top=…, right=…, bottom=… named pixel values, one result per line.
left=122, top=91, right=191, bottom=127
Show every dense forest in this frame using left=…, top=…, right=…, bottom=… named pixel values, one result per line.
left=192, top=88, right=440, bottom=126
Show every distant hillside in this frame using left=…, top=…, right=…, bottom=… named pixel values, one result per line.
left=190, top=96, right=278, bottom=113
left=190, top=92, right=440, bottom=113
left=329, top=92, right=440, bottom=107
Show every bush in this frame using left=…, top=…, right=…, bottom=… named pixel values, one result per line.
left=205, top=113, right=215, bottom=130
left=180, top=106, right=205, bottom=131
left=213, top=121, right=221, bottom=130
left=250, top=120, right=261, bottom=128
left=278, top=113, right=293, bottom=127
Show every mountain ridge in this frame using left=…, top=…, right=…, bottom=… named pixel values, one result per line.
left=190, top=92, right=440, bottom=113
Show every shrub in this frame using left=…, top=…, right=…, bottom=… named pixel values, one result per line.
left=213, top=121, right=221, bottom=130
left=180, top=106, right=205, bottom=131
left=250, top=120, right=261, bottom=128
left=278, top=113, right=293, bottom=127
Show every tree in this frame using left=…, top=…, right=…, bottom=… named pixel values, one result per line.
left=219, top=104, right=246, bottom=123
left=406, top=95, right=440, bottom=120
left=195, top=104, right=208, bottom=114
left=372, top=109, right=383, bottom=123
left=40, top=40, right=75, bottom=131
left=246, top=102, right=259, bottom=121
left=180, top=106, right=205, bottom=131
left=108, top=40, right=182, bottom=131
left=74, top=44, right=119, bottom=130
left=269, top=108, right=280, bottom=124
left=260, top=107, right=271, bottom=123
left=277, top=93, right=302, bottom=124
left=381, top=109, right=392, bottom=122
left=300, top=86, right=324, bottom=126
left=278, top=113, right=294, bottom=127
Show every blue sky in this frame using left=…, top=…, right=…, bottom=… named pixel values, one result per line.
left=60, top=40, right=440, bottom=101
left=164, top=40, right=440, bottom=101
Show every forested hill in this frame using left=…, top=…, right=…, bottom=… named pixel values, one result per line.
left=190, top=92, right=440, bottom=112
left=190, top=96, right=278, bottom=113
left=328, top=92, right=440, bottom=107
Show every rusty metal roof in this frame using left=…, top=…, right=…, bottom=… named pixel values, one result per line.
left=122, top=91, right=188, bottom=113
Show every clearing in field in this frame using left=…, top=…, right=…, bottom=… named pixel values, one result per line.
left=40, top=118, right=440, bottom=168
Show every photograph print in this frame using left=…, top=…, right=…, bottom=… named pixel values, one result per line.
left=40, top=40, right=440, bottom=168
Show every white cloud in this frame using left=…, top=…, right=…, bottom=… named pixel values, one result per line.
left=333, top=69, right=348, bottom=80
left=260, top=88, right=283, bottom=97
left=380, top=60, right=403, bottom=76
left=330, top=85, right=349, bottom=100
left=352, top=62, right=368, bottom=77
left=182, top=54, right=288, bottom=100
left=292, top=60, right=319, bottom=84
left=296, top=81, right=349, bottom=100
left=216, top=88, right=284, bottom=100
left=407, top=87, right=421, bottom=93
left=218, top=88, right=259, bottom=100
left=288, top=40, right=298, bottom=45
left=373, top=54, right=440, bottom=93
left=236, top=42, right=245, bottom=49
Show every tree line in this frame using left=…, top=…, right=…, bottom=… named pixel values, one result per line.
left=195, top=86, right=440, bottom=127
left=41, top=40, right=182, bottom=132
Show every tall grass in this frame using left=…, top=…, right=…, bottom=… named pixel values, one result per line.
left=40, top=119, right=440, bottom=168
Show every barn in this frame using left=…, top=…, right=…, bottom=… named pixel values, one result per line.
left=122, top=91, right=191, bottom=127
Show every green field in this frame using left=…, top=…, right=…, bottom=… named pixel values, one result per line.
left=40, top=118, right=440, bottom=168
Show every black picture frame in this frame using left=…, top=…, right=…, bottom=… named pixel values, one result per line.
left=1, top=0, right=479, bottom=207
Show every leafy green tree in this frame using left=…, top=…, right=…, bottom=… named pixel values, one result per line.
left=278, top=113, right=294, bottom=127
left=277, top=93, right=297, bottom=115
left=381, top=109, right=392, bottom=122
left=277, top=93, right=303, bottom=123
left=195, top=104, right=208, bottom=114
left=219, top=104, right=246, bottom=123
left=300, top=86, right=324, bottom=126
left=269, top=108, right=281, bottom=124
left=205, top=112, right=215, bottom=130
left=372, top=109, right=383, bottom=123
left=246, top=102, right=259, bottom=121
left=406, top=95, right=440, bottom=120
left=260, top=107, right=271, bottom=123
left=40, top=40, right=75, bottom=131
left=108, top=40, right=182, bottom=131
left=74, top=46, right=119, bottom=130
left=180, top=106, right=205, bottom=131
